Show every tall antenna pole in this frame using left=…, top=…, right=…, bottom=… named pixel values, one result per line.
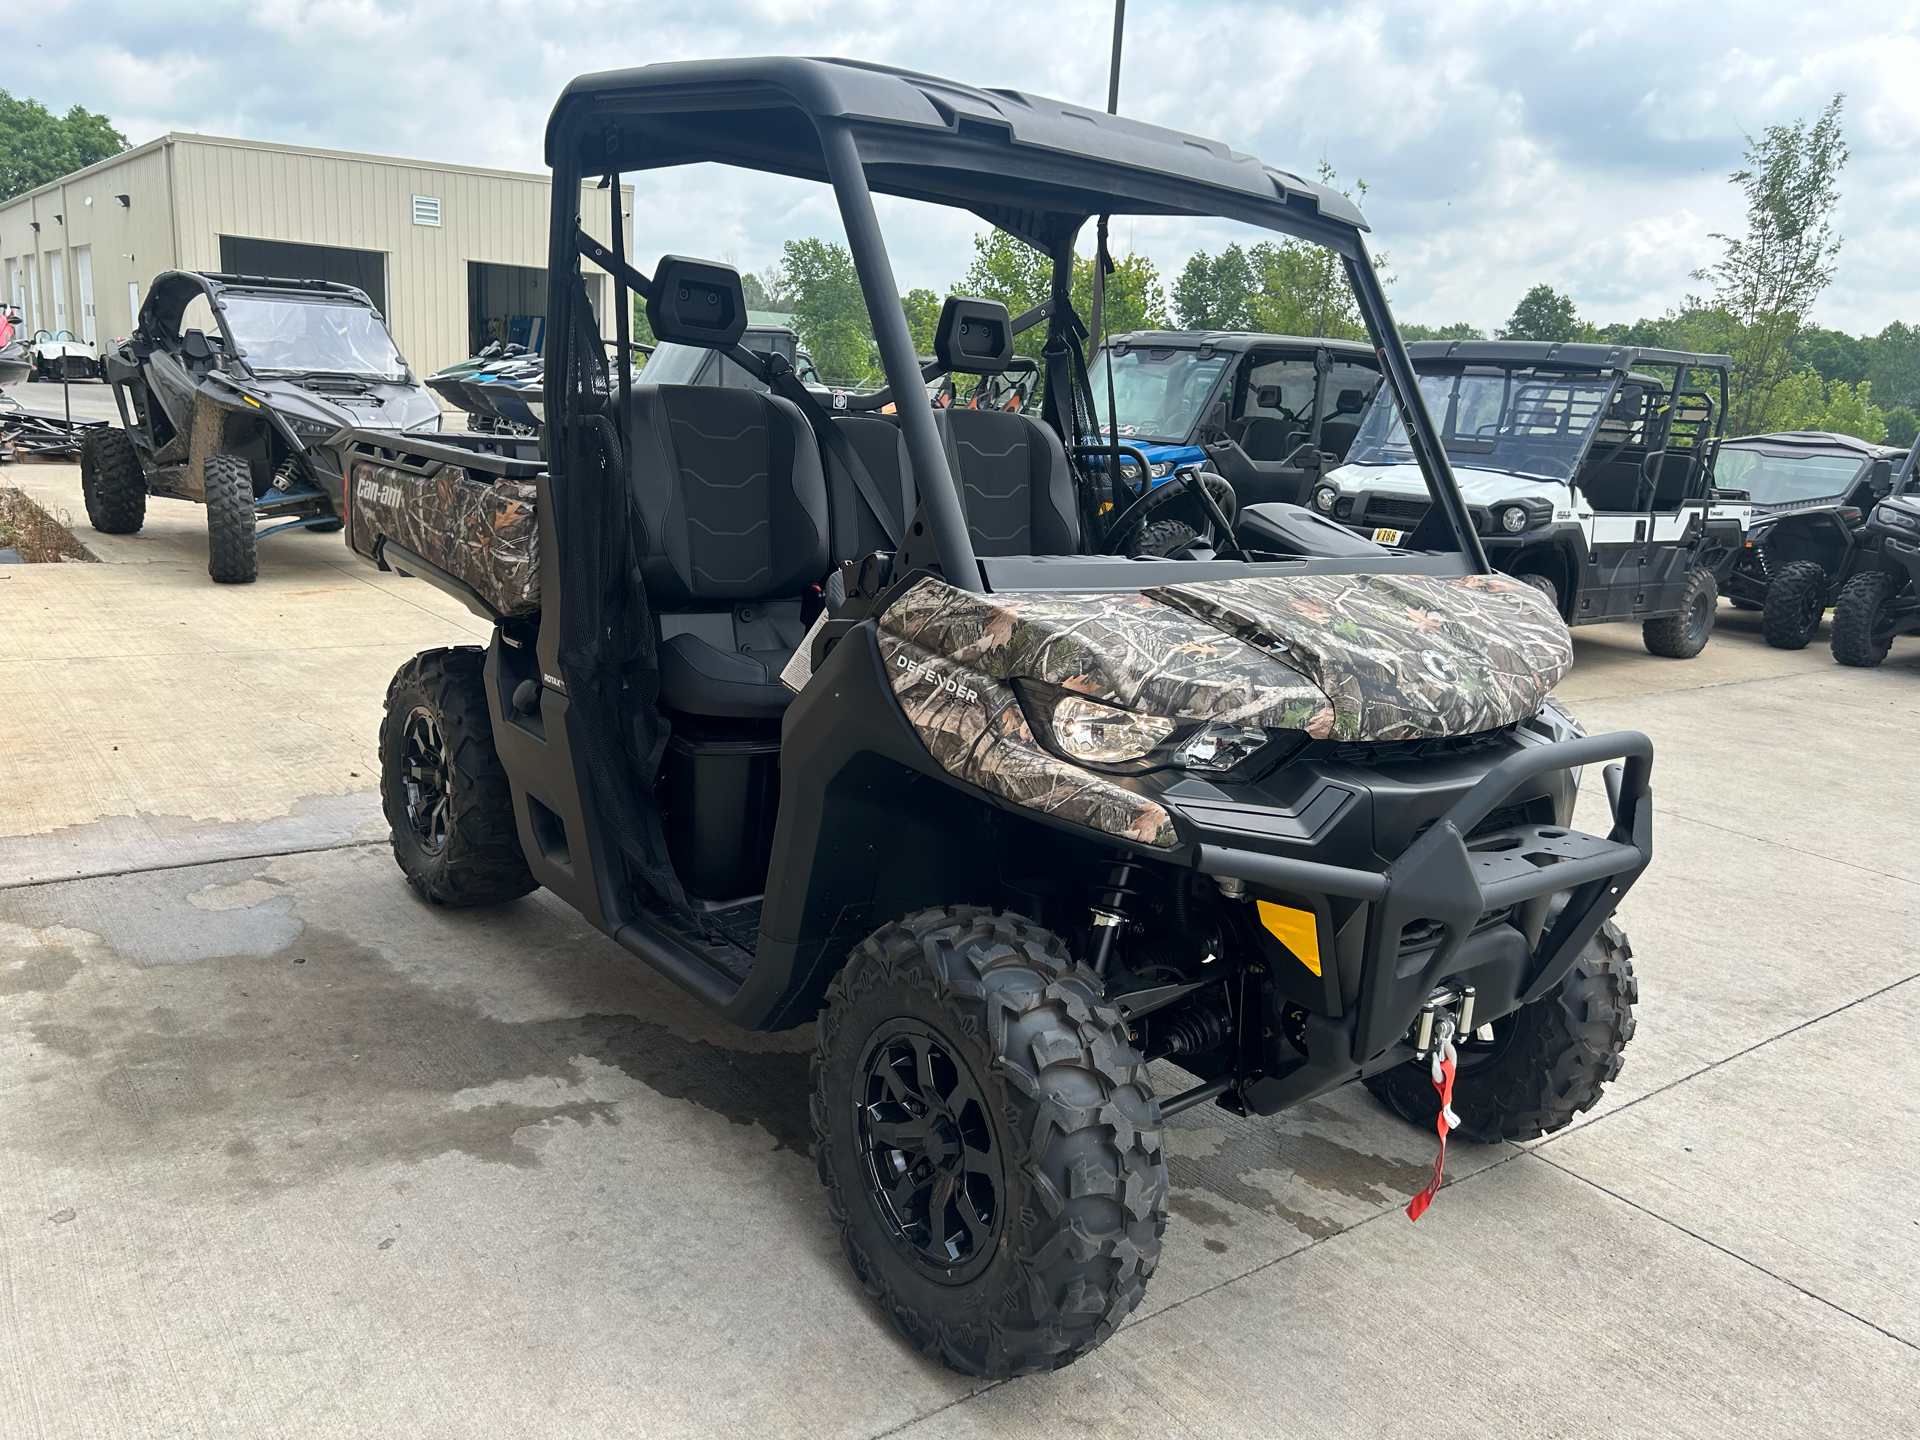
left=1107, top=0, right=1126, bottom=114
left=1094, top=0, right=1126, bottom=532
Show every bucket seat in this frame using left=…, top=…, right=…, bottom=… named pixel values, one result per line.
left=627, top=384, right=829, bottom=718
left=938, top=406, right=1079, bottom=556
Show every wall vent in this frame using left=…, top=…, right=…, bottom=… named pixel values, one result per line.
left=412, top=195, right=442, bottom=227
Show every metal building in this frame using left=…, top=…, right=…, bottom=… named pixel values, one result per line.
left=0, top=133, right=629, bottom=385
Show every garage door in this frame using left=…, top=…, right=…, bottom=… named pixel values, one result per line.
left=218, top=236, right=388, bottom=314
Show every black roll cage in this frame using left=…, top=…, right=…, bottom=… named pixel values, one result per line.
left=540, top=57, right=1486, bottom=590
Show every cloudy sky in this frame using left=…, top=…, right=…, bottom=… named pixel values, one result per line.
left=12, top=0, right=1918, bottom=335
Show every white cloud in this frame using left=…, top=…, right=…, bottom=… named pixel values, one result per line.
left=11, top=0, right=1917, bottom=334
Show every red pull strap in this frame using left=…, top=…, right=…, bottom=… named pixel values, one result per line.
left=1406, top=1044, right=1458, bottom=1223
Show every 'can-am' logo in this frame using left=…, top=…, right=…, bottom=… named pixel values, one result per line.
left=895, top=653, right=979, bottom=703
left=354, top=475, right=404, bottom=508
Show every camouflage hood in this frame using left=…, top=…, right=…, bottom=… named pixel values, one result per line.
left=873, top=570, right=1571, bottom=850
left=879, top=569, right=1571, bottom=744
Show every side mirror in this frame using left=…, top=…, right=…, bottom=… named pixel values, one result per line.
left=1333, top=388, right=1366, bottom=415
left=1256, top=386, right=1282, bottom=410
left=1871, top=460, right=1894, bottom=497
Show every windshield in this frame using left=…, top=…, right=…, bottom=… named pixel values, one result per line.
left=1347, top=369, right=1617, bottom=482
left=639, top=341, right=711, bottom=385
left=1714, top=447, right=1868, bottom=504
left=220, top=296, right=405, bottom=379
left=1094, top=346, right=1231, bottom=444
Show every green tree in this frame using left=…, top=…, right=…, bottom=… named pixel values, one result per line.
left=1699, top=95, right=1849, bottom=433
left=0, top=90, right=127, bottom=202
left=1882, top=406, right=1917, bottom=449
left=1498, top=284, right=1588, bottom=342
left=781, top=237, right=874, bottom=384
left=1072, top=249, right=1170, bottom=340
left=1399, top=321, right=1485, bottom=341
left=1792, top=324, right=1870, bottom=385
left=1868, top=321, right=1920, bottom=411
left=902, top=287, right=941, bottom=357
left=1769, top=370, right=1888, bottom=442
left=1172, top=245, right=1258, bottom=330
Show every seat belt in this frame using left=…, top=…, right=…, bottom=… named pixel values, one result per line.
left=727, top=345, right=904, bottom=550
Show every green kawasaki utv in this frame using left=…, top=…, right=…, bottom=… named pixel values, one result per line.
left=344, top=59, right=1652, bottom=1377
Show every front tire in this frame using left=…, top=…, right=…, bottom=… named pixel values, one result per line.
left=1761, top=559, right=1828, bottom=649
left=1365, top=921, right=1637, bottom=1142
left=379, top=647, right=537, bottom=906
left=79, top=428, right=147, bottom=534
left=1642, top=568, right=1716, bottom=658
left=813, top=908, right=1167, bottom=1377
left=202, top=452, right=258, bottom=584
left=1831, top=570, right=1898, bottom=668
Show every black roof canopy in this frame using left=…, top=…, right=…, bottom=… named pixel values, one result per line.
left=1406, top=339, right=1735, bottom=373
left=1105, top=329, right=1378, bottom=359
left=1719, top=430, right=1907, bottom=461
left=547, top=56, right=1367, bottom=256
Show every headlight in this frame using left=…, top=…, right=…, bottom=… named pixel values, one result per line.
left=1501, top=504, right=1529, bottom=533
left=1051, top=696, right=1175, bottom=764
left=285, top=415, right=336, bottom=440
left=1177, top=723, right=1269, bottom=772
left=1149, top=461, right=1175, bottom=479
left=1313, top=485, right=1338, bottom=513
left=1876, top=504, right=1920, bottom=533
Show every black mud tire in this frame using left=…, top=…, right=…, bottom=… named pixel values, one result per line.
left=379, top=647, right=537, bottom=907
left=813, top=908, right=1167, bottom=1378
left=1129, top=519, right=1200, bottom=559
left=1761, top=559, right=1828, bottom=650
left=1831, top=570, right=1897, bottom=668
left=202, top=453, right=259, bottom=584
left=79, top=427, right=146, bottom=534
left=1642, top=568, right=1716, bottom=658
left=1364, top=921, right=1637, bottom=1143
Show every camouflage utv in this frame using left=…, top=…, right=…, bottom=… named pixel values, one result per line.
left=350, top=59, right=1653, bottom=1379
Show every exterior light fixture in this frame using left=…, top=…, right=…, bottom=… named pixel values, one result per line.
left=115, top=194, right=131, bottom=207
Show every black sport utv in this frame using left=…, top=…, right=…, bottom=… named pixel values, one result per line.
left=1714, top=430, right=1912, bottom=649
left=1831, top=443, right=1920, bottom=666
left=1316, top=342, right=1748, bottom=658
left=347, top=59, right=1652, bottom=1377
left=85, top=271, right=441, bottom=582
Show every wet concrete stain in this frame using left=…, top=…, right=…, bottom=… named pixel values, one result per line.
left=1168, top=1154, right=1344, bottom=1241
left=0, top=918, right=815, bottom=1198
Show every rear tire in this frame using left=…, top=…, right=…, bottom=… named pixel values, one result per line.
left=202, top=453, right=258, bottom=584
left=379, top=647, right=537, bottom=906
left=813, top=908, right=1167, bottom=1377
left=1761, top=559, right=1828, bottom=649
left=79, top=428, right=147, bottom=534
left=1365, top=921, right=1637, bottom=1142
left=1831, top=570, right=1897, bottom=668
left=1129, top=519, right=1199, bottom=558
left=1642, top=568, right=1716, bottom=658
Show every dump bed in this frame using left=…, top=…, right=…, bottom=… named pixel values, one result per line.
left=330, top=428, right=545, bottom=620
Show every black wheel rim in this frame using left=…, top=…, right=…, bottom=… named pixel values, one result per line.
left=401, top=706, right=452, bottom=854
left=1799, top=584, right=1825, bottom=636
left=856, top=1020, right=1005, bottom=1283
left=1454, top=1013, right=1519, bottom=1075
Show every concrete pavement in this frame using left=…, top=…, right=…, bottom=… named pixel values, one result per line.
left=0, top=469, right=1914, bottom=1438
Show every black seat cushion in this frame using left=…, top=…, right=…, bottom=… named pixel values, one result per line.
left=939, top=408, right=1079, bottom=557
left=825, top=413, right=916, bottom=562
left=1240, top=416, right=1302, bottom=462
left=656, top=603, right=808, bottom=719
left=627, top=385, right=829, bottom=606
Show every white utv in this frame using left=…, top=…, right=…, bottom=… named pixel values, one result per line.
left=1313, top=341, right=1750, bottom=657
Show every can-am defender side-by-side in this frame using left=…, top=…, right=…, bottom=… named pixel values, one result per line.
left=1089, top=330, right=1382, bottom=510
left=1316, top=341, right=1748, bottom=658
left=1831, top=443, right=1920, bottom=666
left=1713, top=430, right=1911, bottom=649
left=84, top=271, right=441, bottom=582
left=348, top=59, right=1652, bottom=1378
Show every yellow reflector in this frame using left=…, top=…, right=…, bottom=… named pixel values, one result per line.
left=243, top=396, right=260, bottom=407
left=1257, top=901, right=1321, bottom=976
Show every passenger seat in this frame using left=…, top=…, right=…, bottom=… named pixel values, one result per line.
left=627, top=384, right=829, bottom=717
left=938, top=407, right=1080, bottom=556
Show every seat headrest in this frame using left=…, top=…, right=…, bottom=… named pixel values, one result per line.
left=934, top=296, right=1013, bottom=376
left=646, top=256, right=747, bottom=349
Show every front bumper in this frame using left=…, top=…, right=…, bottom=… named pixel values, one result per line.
left=1192, top=731, right=1652, bottom=1113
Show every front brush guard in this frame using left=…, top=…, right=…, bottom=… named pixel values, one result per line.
left=1197, top=731, right=1653, bottom=1068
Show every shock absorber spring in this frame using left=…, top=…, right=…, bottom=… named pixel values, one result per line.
left=1089, top=855, right=1139, bottom=978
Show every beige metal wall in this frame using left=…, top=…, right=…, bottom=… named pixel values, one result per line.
left=1, top=134, right=628, bottom=381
